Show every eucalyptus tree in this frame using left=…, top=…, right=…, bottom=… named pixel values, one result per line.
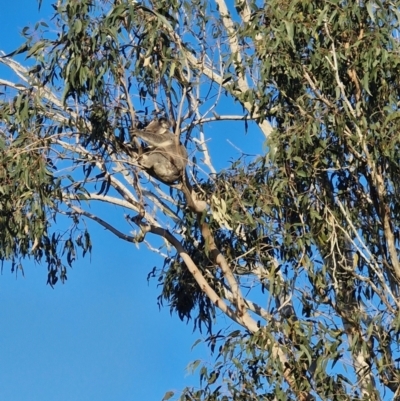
left=1, top=0, right=400, bottom=400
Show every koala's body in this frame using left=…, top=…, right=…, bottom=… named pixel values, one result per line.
left=130, top=118, right=188, bottom=185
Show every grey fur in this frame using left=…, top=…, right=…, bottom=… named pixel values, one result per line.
left=130, top=118, right=188, bottom=184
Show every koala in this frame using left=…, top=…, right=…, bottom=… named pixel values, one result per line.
left=130, top=117, right=188, bottom=185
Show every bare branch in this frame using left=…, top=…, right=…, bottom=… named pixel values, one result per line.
left=148, top=224, right=260, bottom=332
left=70, top=205, right=137, bottom=243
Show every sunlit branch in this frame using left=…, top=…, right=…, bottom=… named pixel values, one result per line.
left=55, top=139, right=139, bottom=206
left=199, top=221, right=256, bottom=328
left=63, top=192, right=138, bottom=211
left=324, top=23, right=357, bottom=120
left=324, top=23, right=400, bottom=288
left=118, top=60, right=136, bottom=125
left=146, top=223, right=260, bottom=332
left=214, top=0, right=248, bottom=93
left=184, top=114, right=262, bottom=129
left=0, top=78, right=27, bottom=91
left=0, top=52, right=30, bottom=83
left=234, top=0, right=251, bottom=24
left=335, top=198, right=400, bottom=308
left=139, top=7, right=273, bottom=139
left=69, top=204, right=137, bottom=243
left=141, top=189, right=181, bottom=223
left=185, top=91, right=216, bottom=175
left=223, top=286, right=269, bottom=320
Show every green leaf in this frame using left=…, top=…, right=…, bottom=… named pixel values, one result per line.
left=366, top=2, right=375, bottom=23
left=162, top=391, right=174, bottom=401
left=284, top=20, right=295, bottom=46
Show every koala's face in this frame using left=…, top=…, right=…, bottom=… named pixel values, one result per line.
left=157, top=117, right=171, bottom=130
left=143, top=117, right=170, bottom=134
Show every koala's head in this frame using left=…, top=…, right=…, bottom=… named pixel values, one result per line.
left=157, top=117, right=171, bottom=130
left=143, top=117, right=170, bottom=133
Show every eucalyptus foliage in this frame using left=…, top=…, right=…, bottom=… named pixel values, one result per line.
left=1, top=0, right=400, bottom=400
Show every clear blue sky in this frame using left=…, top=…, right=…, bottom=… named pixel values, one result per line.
left=0, top=2, right=264, bottom=401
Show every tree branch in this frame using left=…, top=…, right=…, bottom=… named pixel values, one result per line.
left=69, top=205, right=137, bottom=243
left=148, top=224, right=260, bottom=332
